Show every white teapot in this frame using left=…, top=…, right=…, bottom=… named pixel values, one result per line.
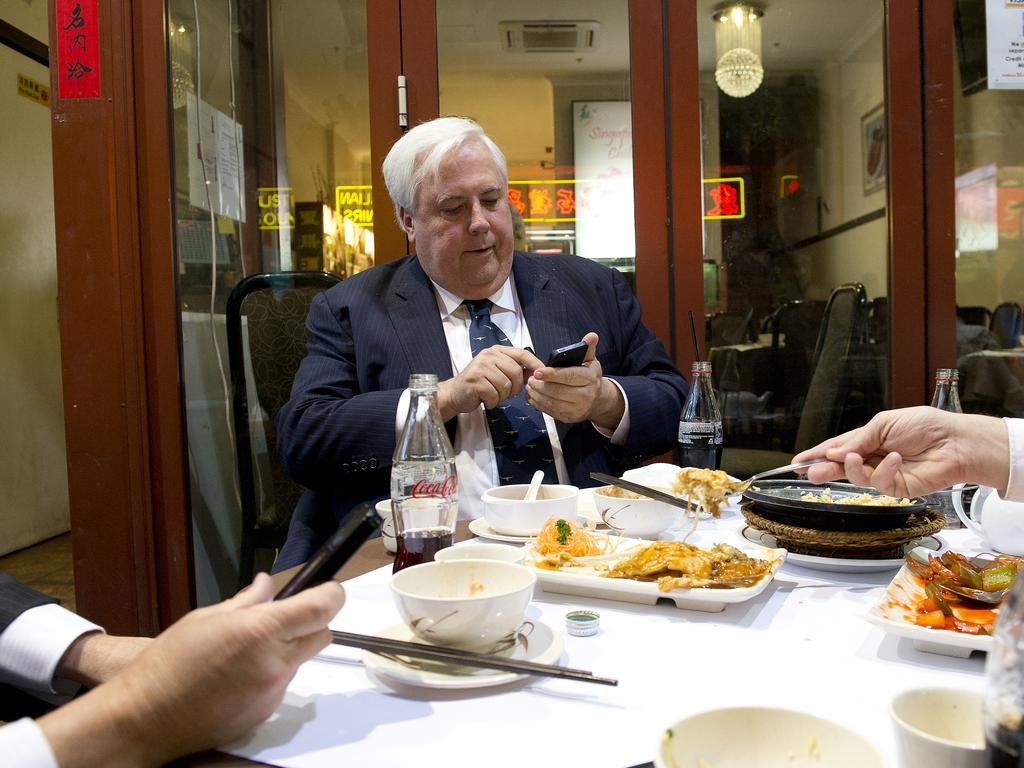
left=952, top=484, right=1024, bottom=556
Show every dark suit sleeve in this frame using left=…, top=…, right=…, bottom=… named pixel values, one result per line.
left=600, top=266, right=689, bottom=461
left=275, top=291, right=404, bottom=492
left=0, top=572, right=57, bottom=629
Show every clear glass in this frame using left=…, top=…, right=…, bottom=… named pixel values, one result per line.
left=392, top=374, right=458, bottom=572
left=436, top=0, right=635, bottom=287
left=985, top=574, right=1024, bottom=764
left=678, top=361, right=724, bottom=470
left=166, top=0, right=372, bottom=602
left=930, top=368, right=963, bottom=413
left=952, top=2, right=1024, bottom=420
left=697, top=1, right=889, bottom=475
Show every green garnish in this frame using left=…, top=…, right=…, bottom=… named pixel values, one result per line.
left=555, top=518, right=572, bottom=545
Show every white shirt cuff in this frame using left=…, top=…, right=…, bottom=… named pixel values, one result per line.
left=0, top=603, right=104, bottom=702
left=0, top=718, right=60, bottom=768
left=591, top=378, right=630, bottom=445
left=1003, top=418, right=1024, bottom=502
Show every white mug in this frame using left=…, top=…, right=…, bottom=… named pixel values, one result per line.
left=891, top=687, right=985, bottom=768
left=952, top=484, right=1024, bottom=556
left=374, top=499, right=397, bottom=554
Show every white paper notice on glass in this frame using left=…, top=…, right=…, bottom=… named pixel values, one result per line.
left=186, top=94, right=247, bottom=222
left=572, top=101, right=635, bottom=262
left=987, top=0, right=1024, bottom=89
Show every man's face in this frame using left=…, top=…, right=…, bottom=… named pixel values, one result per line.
left=400, top=141, right=513, bottom=300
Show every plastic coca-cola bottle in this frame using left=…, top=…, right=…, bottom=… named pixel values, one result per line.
left=391, top=373, right=458, bottom=572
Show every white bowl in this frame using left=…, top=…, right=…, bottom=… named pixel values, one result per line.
left=434, top=542, right=525, bottom=564
left=656, top=707, right=884, bottom=768
left=374, top=499, right=397, bottom=554
left=390, top=559, right=536, bottom=650
left=891, top=687, right=985, bottom=768
left=481, top=483, right=579, bottom=535
left=592, top=485, right=682, bottom=537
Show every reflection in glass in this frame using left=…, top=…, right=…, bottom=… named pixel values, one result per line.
left=167, top=0, right=371, bottom=602
left=953, top=2, right=1024, bottom=420
left=695, top=1, right=889, bottom=475
left=436, top=2, right=634, bottom=284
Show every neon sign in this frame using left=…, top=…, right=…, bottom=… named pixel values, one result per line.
left=508, top=180, right=577, bottom=222
left=702, top=177, right=745, bottom=220
left=334, top=185, right=374, bottom=227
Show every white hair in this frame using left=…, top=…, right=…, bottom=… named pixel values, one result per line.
left=382, top=117, right=508, bottom=223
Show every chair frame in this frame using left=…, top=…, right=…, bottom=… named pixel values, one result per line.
left=226, top=271, right=341, bottom=589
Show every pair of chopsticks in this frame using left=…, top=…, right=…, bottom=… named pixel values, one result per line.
left=330, top=630, right=618, bottom=686
left=591, top=471, right=697, bottom=512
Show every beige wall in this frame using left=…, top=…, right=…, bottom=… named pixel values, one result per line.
left=0, top=5, right=70, bottom=554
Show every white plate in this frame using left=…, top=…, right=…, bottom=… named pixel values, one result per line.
left=525, top=535, right=786, bottom=612
left=865, top=564, right=993, bottom=657
left=741, top=527, right=944, bottom=573
left=468, top=517, right=536, bottom=543
left=362, top=620, right=564, bottom=689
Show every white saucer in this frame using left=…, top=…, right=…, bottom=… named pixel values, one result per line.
left=362, top=620, right=564, bottom=689
left=741, top=526, right=944, bottom=573
left=468, top=517, right=536, bottom=543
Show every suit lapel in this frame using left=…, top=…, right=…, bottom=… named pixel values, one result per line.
left=387, top=257, right=454, bottom=379
left=513, top=253, right=572, bottom=361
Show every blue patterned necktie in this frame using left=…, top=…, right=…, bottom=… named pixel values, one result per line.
left=464, top=299, right=557, bottom=485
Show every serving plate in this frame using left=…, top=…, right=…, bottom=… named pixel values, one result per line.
left=742, top=527, right=944, bottom=573
left=743, top=480, right=926, bottom=530
left=865, top=564, right=992, bottom=657
left=467, top=518, right=535, bottom=543
left=524, top=536, right=786, bottom=612
left=362, top=619, right=563, bottom=690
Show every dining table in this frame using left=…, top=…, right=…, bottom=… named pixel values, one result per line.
left=182, top=498, right=995, bottom=768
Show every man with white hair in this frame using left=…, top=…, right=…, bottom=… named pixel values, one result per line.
left=274, top=117, right=687, bottom=567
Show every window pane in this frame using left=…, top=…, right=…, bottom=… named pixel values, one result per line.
left=695, top=1, right=889, bottom=475
left=436, top=1, right=635, bottom=285
left=953, top=2, right=1024, bottom=419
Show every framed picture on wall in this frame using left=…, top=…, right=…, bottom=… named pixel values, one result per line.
left=861, top=103, right=887, bottom=195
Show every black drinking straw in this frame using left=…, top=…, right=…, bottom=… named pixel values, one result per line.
left=688, top=310, right=702, bottom=362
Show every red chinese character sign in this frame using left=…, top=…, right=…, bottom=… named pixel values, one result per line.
left=507, top=181, right=576, bottom=221
left=702, top=178, right=745, bottom=220
left=56, top=0, right=101, bottom=98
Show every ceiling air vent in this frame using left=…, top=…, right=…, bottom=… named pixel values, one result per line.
left=498, top=21, right=599, bottom=53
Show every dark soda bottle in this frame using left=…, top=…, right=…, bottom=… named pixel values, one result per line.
left=677, top=361, right=723, bottom=469
left=985, top=566, right=1024, bottom=765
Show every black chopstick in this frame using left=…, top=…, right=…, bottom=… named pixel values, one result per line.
left=330, top=630, right=618, bottom=686
left=590, top=471, right=695, bottom=513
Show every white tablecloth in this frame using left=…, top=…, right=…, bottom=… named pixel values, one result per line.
left=224, top=515, right=988, bottom=768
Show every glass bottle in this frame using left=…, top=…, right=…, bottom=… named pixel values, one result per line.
left=985, top=573, right=1024, bottom=766
left=929, top=367, right=964, bottom=528
left=930, top=368, right=963, bottom=413
left=677, top=361, right=724, bottom=470
left=391, top=374, right=458, bottom=572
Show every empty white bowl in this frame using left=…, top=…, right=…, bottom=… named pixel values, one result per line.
left=891, top=687, right=985, bottom=768
left=592, top=486, right=682, bottom=538
left=434, top=542, right=525, bottom=564
left=656, top=707, right=884, bottom=767
left=390, top=559, right=536, bottom=650
left=481, top=483, right=579, bottom=535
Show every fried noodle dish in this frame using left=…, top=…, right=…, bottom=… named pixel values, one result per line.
left=672, top=468, right=742, bottom=519
left=605, top=540, right=779, bottom=591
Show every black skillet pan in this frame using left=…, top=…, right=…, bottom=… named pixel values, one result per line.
left=742, top=479, right=927, bottom=531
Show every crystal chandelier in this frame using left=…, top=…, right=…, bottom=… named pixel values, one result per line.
left=713, top=4, right=764, bottom=99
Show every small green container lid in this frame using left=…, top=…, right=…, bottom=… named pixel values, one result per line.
left=565, top=609, right=600, bottom=636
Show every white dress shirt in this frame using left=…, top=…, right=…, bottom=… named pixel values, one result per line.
left=395, top=274, right=630, bottom=519
left=0, top=603, right=104, bottom=768
left=1004, top=417, right=1024, bottom=502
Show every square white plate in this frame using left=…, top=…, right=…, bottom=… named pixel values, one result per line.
left=524, top=536, right=785, bottom=612
left=865, top=564, right=992, bottom=658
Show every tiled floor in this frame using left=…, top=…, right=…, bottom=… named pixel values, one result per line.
left=0, top=533, right=76, bottom=611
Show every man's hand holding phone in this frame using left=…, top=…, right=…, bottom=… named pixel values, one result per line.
left=527, top=332, right=624, bottom=429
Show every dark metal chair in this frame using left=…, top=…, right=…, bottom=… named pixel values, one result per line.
left=226, top=271, right=341, bottom=590
left=706, top=309, right=756, bottom=348
left=957, top=305, right=992, bottom=328
left=990, top=302, right=1024, bottom=348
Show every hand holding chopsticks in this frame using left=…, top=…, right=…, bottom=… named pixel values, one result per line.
left=330, top=630, right=618, bottom=686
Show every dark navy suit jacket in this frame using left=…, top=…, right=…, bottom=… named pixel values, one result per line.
left=273, top=252, right=688, bottom=568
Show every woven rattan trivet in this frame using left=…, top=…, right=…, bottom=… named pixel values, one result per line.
left=741, top=505, right=945, bottom=560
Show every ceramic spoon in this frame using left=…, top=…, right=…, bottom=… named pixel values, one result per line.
left=524, top=470, right=545, bottom=501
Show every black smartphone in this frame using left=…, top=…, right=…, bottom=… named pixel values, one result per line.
left=546, top=340, right=589, bottom=368
left=274, top=503, right=381, bottom=600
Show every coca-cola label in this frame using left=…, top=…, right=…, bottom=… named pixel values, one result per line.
left=678, top=421, right=723, bottom=445
left=410, top=476, right=458, bottom=498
